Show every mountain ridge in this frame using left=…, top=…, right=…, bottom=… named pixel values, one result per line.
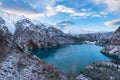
left=101, top=26, right=120, bottom=59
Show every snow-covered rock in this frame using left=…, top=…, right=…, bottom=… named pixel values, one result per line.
left=0, top=13, right=78, bottom=51
left=0, top=17, right=9, bottom=33
left=76, top=74, right=91, bottom=80
left=80, top=61, right=120, bottom=80
left=0, top=41, right=68, bottom=80
left=101, top=26, right=120, bottom=59
left=0, top=11, right=26, bottom=34
left=73, top=32, right=113, bottom=45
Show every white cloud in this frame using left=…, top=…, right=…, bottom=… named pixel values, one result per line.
left=46, top=5, right=56, bottom=16
left=92, top=14, right=102, bottom=18
left=55, top=20, right=75, bottom=29
left=70, top=9, right=103, bottom=18
left=104, top=18, right=120, bottom=26
left=0, top=0, right=56, bottom=18
left=46, top=5, right=74, bottom=16
left=71, top=12, right=91, bottom=17
left=1, top=8, right=45, bottom=18
left=56, top=5, right=74, bottom=13
left=0, top=0, right=106, bottom=18
left=47, top=6, right=104, bottom=18
left=99, top=12, right=107, bottom=15
left=81, top=9, right=87, bottom=12
left=92, top=0, right=120, bottom=13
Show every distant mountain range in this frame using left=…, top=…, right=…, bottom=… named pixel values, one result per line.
left=71, top=32, right=113, bottom=45
left=0, top=12, right=113, bottom=50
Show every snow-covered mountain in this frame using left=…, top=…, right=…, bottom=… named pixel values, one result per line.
left=0, top=13, right=71, bottom=80
left=71, top=32, right=113, bottom=45
left=0, top=11, right=26, bottom=34
left=0, top=17, right=9, bottom=33
left=101, top=26, right=120, bottom=59
left=0, top=12, right=114, bottom=48
left=80, top=61, right=120, bottom=80
left=0, top=12, right=115, bottom=53
left=0, top=13, right=78, bottom=52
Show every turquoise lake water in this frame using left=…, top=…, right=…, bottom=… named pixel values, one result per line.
left=31, top=44, right=116, bottom=74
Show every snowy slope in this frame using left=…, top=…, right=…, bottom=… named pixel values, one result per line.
left=0, top=12, right=55, bottom=34
left=0, top=11, right=26, bottom=34
left=101, top=26, right=120, bottom=59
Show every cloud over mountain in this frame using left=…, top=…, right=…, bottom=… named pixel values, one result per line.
left=104, top=18, right=120, bottom=26
left=55, top=20, right=75, bottom=29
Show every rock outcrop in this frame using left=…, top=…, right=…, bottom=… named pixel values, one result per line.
left=101, top=27, right=120, bottom=59
left=0, top=17, right=9, bottom=34
left=81, top=61, right=120, bottom=80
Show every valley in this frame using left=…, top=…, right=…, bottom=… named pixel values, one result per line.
left=0, top=14, right=120, bottom=80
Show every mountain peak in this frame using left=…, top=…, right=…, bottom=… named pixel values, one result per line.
left=0, top=17, right=5, bottom=24
left=115, top=26, right=120, bottom=33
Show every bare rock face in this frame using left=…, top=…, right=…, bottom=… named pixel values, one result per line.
left=101, top=26, right=120, bottom=59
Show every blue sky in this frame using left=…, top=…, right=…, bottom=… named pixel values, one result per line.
left=0, top=0, right=120, bottom=34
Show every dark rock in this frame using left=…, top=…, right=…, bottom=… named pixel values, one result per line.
left=0, top=17, right=5, bottom=24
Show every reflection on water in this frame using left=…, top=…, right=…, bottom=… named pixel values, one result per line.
left=30, top=45, right=67, bottom=59
left=31, top=44, right=117, bottom=74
